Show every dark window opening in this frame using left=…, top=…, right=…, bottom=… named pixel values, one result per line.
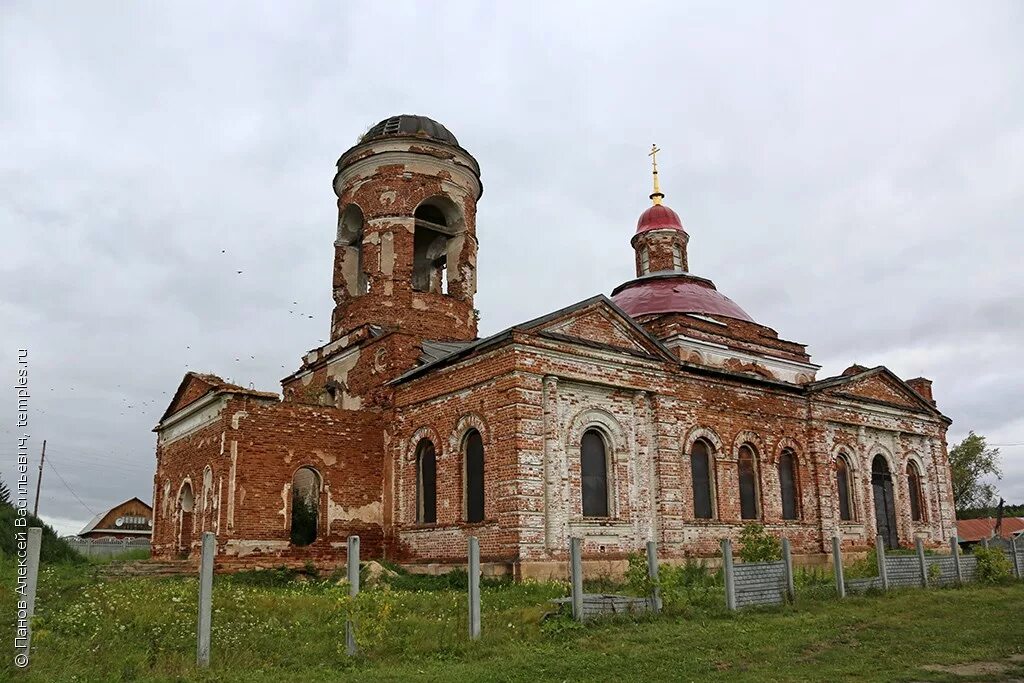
left=413, top=204, right=450, bottom=294
left=779, top=449, right=799, bottom=520
left=465, top=430, right=485, bottom=523
left=872, top=455, right=898, bottom=549
left=738, top=445, right=759, bottom=520
left=691, top=439, right=714, bottom=519
left=907, top=462, right=923, bottom=522
left=416, top=439, right=437, bottom=524
left=338, top=204, right=367, bottom=296
left=581, top=429, right=609, bottom=517
left=290, top=467, right=320, bottom=546
left=836, top=455, right=852, bottom=521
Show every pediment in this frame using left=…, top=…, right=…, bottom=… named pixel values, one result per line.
left=159, top=372, right=221, bottom=421
left=813, top=367, right=935, bottom=413
left=526, top=297, right=675, bottom=360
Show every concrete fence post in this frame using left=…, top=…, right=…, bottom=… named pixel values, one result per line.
left=781, top=537, right=795, bottom=603
left=569, top=537, right=584, bottom=622
left=951, top=535, right=962, bottom=585
left=722, top=538, right=737, bottom=611
left=646, top=540, right=661, bottom=614
left=832, top=535, right=845, bottom=599
left=875, top=535, right=889, bottom=591
left=916, top=537, right=928, bottom=588
left=196, top=531, right=215, bottom=668
left=16, top=527, right=42, bottom=666
left=345, top=535, right=360, bottom=656
left=1011, top=536, right=1021, bottom=580
left=468, top=536, right=481, bottom=640
left=982, top=537, right=989, bottom=550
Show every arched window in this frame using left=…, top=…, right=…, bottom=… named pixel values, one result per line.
left=779, top=449, right=799, bottom=520
left=581, top=429, right=609, bottom=517
left=464, top=429, right=485, bottom=523
left=690, top=439, right=715, bottom=519
left=290, top=467, right=321, bottom=546
left=906, top=461, right=924, bottom=522
left=640, top=246, right=650, bottom=274
left=738, top=445, right=759, bottom=520
left=416, top=439, right=437, bottom=524
left=413, top=203, right=451, bottom=294
left=835, top=454, right=853, bottom=522
left=672, top=242, right=683, bottom=270
left=337, top=204, right=367, bottom=295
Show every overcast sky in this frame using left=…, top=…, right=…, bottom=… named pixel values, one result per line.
left=1, top=2, right=1021, bottom=537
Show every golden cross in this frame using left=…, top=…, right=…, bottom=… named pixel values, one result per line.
left=648, top=143, right=663, bottom=205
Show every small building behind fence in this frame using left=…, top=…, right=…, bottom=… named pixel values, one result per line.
left=78, top=497, right=153, bottom=541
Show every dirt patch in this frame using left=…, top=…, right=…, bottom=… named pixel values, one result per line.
left=922, top=662, right=1010, bottom=676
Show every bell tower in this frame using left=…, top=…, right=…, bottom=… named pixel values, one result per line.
left=330, top=115, right=482, bottom=343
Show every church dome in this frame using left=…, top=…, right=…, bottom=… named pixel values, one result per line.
left=611, top=272, right=754, bottom=322
left=360, top=115, right=459, bottom=147
left=636, top=203, right=684, bottom=234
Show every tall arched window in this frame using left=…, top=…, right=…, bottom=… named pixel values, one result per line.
left=906, top=461, right=924, bottom=522
left=416, top=439, right=437, bottom=524
left=581, top=429, right=609, bottom=517
left=640, top=246, right=650, bottom=274
left=779, top=449, right=799, bottom=520
left=464, top=429, right=485, bottom=523
left=290, top=467, right=321, bottom=546
left=835, top=454, right=853, bottom=522
left=691, top=439, right=715, bottom=519
left=738, top=445, right=759, bottom=520
left=413, top=203, right=451, bottom=294
left=337, top=204, right=367, bottom=295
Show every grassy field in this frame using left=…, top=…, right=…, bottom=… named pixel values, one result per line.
left=2, top=560, right=1023, bottom=682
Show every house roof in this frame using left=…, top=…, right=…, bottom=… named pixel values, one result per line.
left=78, top=497, right=153, bottom=536
left=956, top=517, right=1024, bottom=542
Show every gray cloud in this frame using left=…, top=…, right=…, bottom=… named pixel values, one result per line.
left=1, top=1, right=1022, bottom=535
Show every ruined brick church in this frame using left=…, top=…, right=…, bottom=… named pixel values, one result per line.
left=151, top=115, right=955, bottom=575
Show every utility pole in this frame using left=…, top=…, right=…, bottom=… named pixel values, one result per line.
left=33, top=439, right=46, bottom=516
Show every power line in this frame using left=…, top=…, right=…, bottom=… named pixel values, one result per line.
left=44, top=460, right=96, bottom=517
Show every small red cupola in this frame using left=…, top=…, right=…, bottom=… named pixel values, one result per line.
left=636, top=203, right=683, bottom=234
left=630, top=144, right=689, bottom=275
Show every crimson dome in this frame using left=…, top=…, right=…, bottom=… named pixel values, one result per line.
left=611, top=273, right=754, bottom=322
left=635, top=203, right=684, bottom=234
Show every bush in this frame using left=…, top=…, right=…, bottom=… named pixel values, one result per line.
left=0, top=502, right=84, bottom=564
left=625, top=554, right=722, bottom=610
left=974, top=546, right=1013, bottom=583
left=738, top=524, right=781, bottom=563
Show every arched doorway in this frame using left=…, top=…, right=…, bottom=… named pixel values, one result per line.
left=871, top=455, right=898, bottom=549
left=178, top=482, right=195, bottom=556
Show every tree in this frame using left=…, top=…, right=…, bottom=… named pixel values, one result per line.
left=948, top=431, right=1001, bottom=512
left=0, top=474, right=10, bottom=506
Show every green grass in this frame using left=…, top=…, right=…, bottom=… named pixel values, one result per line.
left=2, top=561, right=1022, bottom=682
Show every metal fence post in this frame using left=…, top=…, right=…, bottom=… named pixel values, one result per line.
left=915, top=537, right=928, bottom=588
left=875, top=535, right=889, bottom=591
left=781, top=537, right=795, bottom=603
left=468, top=536, right=481, bottom=640
left=570, top=537, right=584, bottom=622
left=722, top=538, right=737, bottom=611
left=16, top=528, right=42, bottom=667
left=1011, top=536, right=1021, bottom=580
left=196, top=531, right=214, bottom=668
left=345, top=535, right=360, bottom=656
left=832, top=535, right=845, bottom=599
left=646, top=540, right=661, bottom=613
left=951, top=535, right=962, bottom=585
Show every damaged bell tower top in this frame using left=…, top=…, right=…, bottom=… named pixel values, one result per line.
left=330, top=114, right=483, bottom=343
